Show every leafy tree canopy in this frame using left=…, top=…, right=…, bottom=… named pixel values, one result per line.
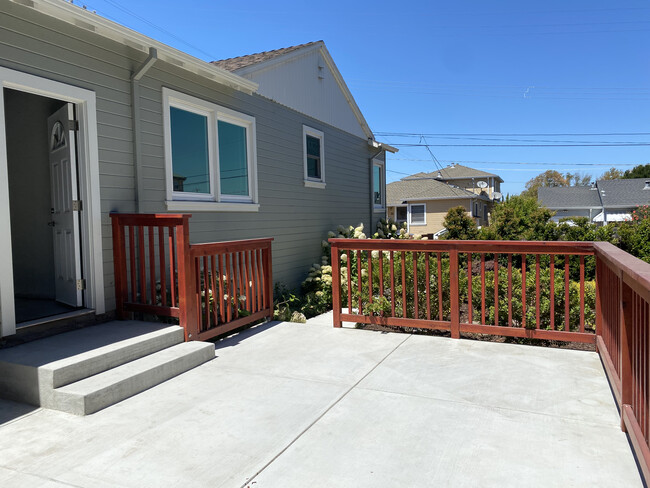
left=521, top=170, right=592, bottom=199
left=601, top=167, right=624, bottom=180
left=479, top=195, right=555, bottom=241
left=623, top=164, right=650, bottom=179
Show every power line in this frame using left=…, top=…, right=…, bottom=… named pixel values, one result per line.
left=376, top=131, right=650, bottom=137
left=392, top=143, right=650, bottom=147
left=389, top=159, right=639, bottom=166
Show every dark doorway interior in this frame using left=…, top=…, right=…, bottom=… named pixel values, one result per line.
left=3, top=88, right=78, bottom=324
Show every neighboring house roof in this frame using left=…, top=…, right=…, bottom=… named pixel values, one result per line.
left=387, top=178, right=489, bottom=206
left=538, top=186, right=602, bottom=209
left=212, top=41, right=392, bottom=148
left=404, top=164, right=503, bottom=183
left=539, top=178, right=650, bottom=211
left=212, top=41, right=321, bottom=72
left=598, top=179, right=650, bottom=208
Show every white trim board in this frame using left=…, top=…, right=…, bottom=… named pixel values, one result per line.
left=0, top=67, right=105, bottom=337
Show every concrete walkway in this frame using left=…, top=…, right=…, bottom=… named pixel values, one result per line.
left=0, top=313, right=642, bottom=487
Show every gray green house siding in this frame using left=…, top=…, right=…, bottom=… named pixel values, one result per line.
left=0, top=1, right=383, bottom=313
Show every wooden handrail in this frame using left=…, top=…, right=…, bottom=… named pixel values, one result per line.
left=111, top=213, right=273, bottom=342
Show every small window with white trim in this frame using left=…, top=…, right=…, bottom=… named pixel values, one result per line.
left=409, top=204, right=426, bottom=225
left=373, top=159, right=384, bottom=210
left=163, top=88, right=258, bottom=211
left=396, top=206, right=407, bottom=224
left=303, top=125, right=325, bottom=188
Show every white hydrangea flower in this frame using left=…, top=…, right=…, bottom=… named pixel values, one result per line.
left=327, top=231, right=336, bottom=238
left=341, top=253, right=348, bottom=262
left=371, top=250, right=379, bottom=259
left=391, top=224, right=397, bottom=231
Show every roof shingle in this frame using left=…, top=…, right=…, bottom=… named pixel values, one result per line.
left=403, top=164, right=503, bottom=182
left=212, top=41, right=321, bottom=72
left=387, top=179, right=488, bottom=206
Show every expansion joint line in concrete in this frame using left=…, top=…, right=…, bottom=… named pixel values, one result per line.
left=239, top=333, right=413, bottom=488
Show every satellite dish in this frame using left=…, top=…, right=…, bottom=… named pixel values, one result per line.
left=492, top=192, right=503, bottom=201
left=477, top=180, right=488, bottom=189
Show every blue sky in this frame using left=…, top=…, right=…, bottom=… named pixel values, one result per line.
left=84, top=0, right=650, bottom=195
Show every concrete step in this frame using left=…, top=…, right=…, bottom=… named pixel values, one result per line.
left=51, top=341, right=215, bottom=415
left=0, top=322, right=186, bottom=407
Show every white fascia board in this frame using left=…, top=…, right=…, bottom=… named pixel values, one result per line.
left=393, top=195, right=476, bottom=203
left=18, top=0, right=258, bottom=94
left=233, top=42, right=374, bottom=140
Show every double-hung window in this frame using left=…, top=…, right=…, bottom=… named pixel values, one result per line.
left=163, top=88, right=258, bottom=211
left=372, top=158, right=385, bottom=210
left=409, top=203, right=426, bottom=225
left=303, top=125, right=325, bottom=188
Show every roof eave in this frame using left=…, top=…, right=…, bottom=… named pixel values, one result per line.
left=22, top=0, right=258, bottom=94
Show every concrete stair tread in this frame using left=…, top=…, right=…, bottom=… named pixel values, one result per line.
left=53, top=341, right=215, bottom=415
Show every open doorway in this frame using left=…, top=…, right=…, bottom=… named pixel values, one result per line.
left=4, top=88, right=83, bottom=324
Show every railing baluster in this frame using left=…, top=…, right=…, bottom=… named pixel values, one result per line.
left=521, top=254, right=526, bottom=329
left=129, top=225, right=136, bottom=303
left=535, top=254, right=540, bottom=329
left=210, top=255, right=218, bottom=324
left=507, top=254, right=512, bottom=326
left=413, top=251, right=419, bottom=319
left=358, top=250, right=363, bottom=315
left=138, top=225, right=146, bottom=304
left=401, top=251, right=407, bottom=318
left=481, top=253, right=485, bottom=325
left=158, top=227, right=167, bottom=307
left=169, top=226, right=176, bottom=307
left=494, top=253, right=499, bottom=326
left=368, top=252, right=373, bottom=306
left=550, top=256, right=555, bottom=330
left=438, top=252, right=443, bottom=321
left=425, top=252, right=431, bottom=321
left=148, top=226, right=156, bottom=304
left=580, top=255, right=585, bottom=332
left=390, top=251, right=395, bottom=317
left=468, top=253, right=473, bottom=324
left=225, top=253, right=232, bottom=323
left=379, top=250, right=384, bottom=304
left=218, top=254, right=225, bottom=323
left=202, top=256, right=209, bottom=330
left=564, top=255, right=570, bottom=332
left=347, top=250, right=352, bottom=313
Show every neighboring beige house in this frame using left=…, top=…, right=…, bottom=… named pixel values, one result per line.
left=387, top=164, right=502, bottom=236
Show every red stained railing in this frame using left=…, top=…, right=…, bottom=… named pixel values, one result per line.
left=330, top=239, right=596, bottom=343
left=594, top=242, right=650, bottom=482
left=111, top=213, right=273, bottom=341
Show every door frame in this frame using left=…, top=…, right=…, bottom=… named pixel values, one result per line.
left=0, top=67, right=105, bottom=337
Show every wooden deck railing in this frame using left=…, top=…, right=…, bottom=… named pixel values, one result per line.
left=330, top=238, right=650, bottom=482
left=111, top=213, right=273, bottom=341
left=594, top=242, right=650, bottom=482
left=330, top=239, right=596, bottom=342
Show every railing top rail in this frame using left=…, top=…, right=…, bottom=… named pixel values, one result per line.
left=189, top=237, right=274, bottom=258
left=110, top=213, right=191, bottom=226
left=328, top=238, right=595, bottom=255
left=593, top=241, right=650, bottom=301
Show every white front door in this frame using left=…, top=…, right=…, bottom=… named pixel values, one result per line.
left=48, top=103, right=83, bottom=307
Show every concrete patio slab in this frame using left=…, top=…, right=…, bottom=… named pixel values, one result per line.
left=0, top=315, right=642, bottom=487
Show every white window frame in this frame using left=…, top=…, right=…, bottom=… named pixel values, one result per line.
left=408, top=203, right=426, bottom=226
left=163, top=88, right=259, bottom=212
left=372, top=158, right=385, bottom=211
left=303, top=125, right=325, bottom=189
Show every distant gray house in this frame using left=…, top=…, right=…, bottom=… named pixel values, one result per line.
left=538, top=178, right=650, bottom=224
left=0, top=0, right=395, bottom=337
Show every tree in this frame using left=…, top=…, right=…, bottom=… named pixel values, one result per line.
left=443, top=206, right=478, bottom=240
left=522, top=170, right=592, bottom=199
left=601, top=167, right=623, bottom=180
left=479, top=195, right=555, bottom=241
left=623, top=164, right=650, bottom=179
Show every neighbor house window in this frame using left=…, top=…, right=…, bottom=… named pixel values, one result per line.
left=409, top=204, right=426, bottom=225
left=163, top=88, right=258, bottom=211
left=373, top=159, right=384, bottom=210
left=474, top=202, right=479, bottom=217
left=483, top=204, right=488, bottom=221
left=303, top=125, right=325, bottom=188
left=396, top=206, right=407, bottom=223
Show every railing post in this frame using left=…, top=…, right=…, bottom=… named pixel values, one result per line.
left=595, top=256, right=602, bottom=340
left=331, top=243, right=342, bottom=328
left=620, top=276, right=633, bottom=432
left=450, top=249, right=460, bottom=339
left=110, top=214, right=127, bottom=320
left=176, top=216, right=199, bottom=341
left=265, top=242, right=273, bottom=320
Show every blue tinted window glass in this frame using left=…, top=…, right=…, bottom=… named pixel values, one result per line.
left=218, top=121, right=249, bottom=196
left=170, top=107, right=210, bottom=194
